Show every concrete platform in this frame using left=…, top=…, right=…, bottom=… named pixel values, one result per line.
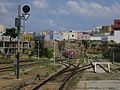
left=75, top=80, right=120, bottom=90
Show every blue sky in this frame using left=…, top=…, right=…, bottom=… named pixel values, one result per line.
left=0, top=0, right=120, bottom=32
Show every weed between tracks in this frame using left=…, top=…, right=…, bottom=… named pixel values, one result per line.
left=0, top=63, right=60, bottom=90
left=64, top=71, right=82, bottom=90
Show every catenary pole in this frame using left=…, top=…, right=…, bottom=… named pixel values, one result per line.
left=54, top=39, right=56, bottom=66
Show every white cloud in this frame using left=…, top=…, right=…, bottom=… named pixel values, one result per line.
left=66, top=1, right=120, bottom=18
left=0, top=2, right=8, bottom=14
left=30, top=17, right=55, bottom=27
left=51, top=10, right=57, bottom=15
left=42, top=18, right=56, bottom=27
left=51, top=7, right=69, bottom=16
left=33, top=0, right=48, bottom=9
left=58, top=7, right=69, bottom=15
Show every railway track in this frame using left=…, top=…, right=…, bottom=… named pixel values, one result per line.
left=32, top=62, right=94, bottom=90
left=0, top=61, right=51, bottom=72
left=0, top=59, right=72, bottom=72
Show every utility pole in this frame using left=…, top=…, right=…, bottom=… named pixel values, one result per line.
left=53, top=40, right=56, bottom=66
left=68, top=31, right=70, bottom=61
left=112, top=52, right=115, bottom=64
left=38, top=41, right=39, bottom=61
left=16, top=1, right=21, bottom=79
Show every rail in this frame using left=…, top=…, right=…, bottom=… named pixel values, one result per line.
left=32, top=62, right=93, bottom=90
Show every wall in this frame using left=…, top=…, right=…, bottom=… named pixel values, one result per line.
left=0, top=25, right=5, bottom=33
left=69, top=32, right=77, bottom=40
left=62, top=32, right=69, bottom=40
left=107, top=35, right=114, bottom=41
left=77, top=32, right=90, bottom=40
left=90, top=36, right=101, bottom=41
left=114, top=30, right=120, bottom=43
left=21, top=34, right=33, bottom=41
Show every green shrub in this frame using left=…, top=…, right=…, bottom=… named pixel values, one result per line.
left=24, top=72, right=29, bottom=75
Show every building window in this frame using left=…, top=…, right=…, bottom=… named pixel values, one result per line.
left=72, top=35, right=74, bottom=37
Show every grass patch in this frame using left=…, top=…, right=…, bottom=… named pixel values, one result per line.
left=23, top=72, right=29, bottom=75
left=42, top=63, right=48, bottom=67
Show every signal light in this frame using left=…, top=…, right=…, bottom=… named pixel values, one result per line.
left=22, top=4, right=30, bottom=13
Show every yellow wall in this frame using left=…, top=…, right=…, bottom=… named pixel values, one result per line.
left=21, top=34, right=33, bottom=41
left=101, top=26, right=112, bottom=33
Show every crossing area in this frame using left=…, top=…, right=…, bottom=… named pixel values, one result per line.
left=75, top=80, right=120, bottom=90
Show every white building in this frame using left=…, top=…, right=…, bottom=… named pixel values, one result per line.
left=62, top=31, right=77, bottom=40
left=69, top=31, right=77, bottom=40
left=62, top=32, right=69, bottom=40
left=107, top=35, right=114, bottom=41
left=77, top=32, right=90, bottom=40
left=114, top=30, right=120, bottom=43
left=92, top=26, right=102, bottom=35
left=0, top=36, right=10, bottom=41
left=90, top=36, right=101, bottom=41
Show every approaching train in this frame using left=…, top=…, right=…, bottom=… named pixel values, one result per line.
left=62, top=49, right=75, bottom=59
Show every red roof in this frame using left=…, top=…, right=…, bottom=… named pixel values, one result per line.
left=114, top=20, right=120, bottom=23
left=111, top=25, right=120, bottom=30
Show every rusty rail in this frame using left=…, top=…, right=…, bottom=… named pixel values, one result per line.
left=0, top=61, right=51, bottom=72
left=32, top=63, right=93, bottom=90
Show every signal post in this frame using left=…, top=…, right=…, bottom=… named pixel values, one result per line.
left=15, top=3, right=30, bottom=79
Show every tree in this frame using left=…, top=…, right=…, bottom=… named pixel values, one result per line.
left=82, top=40, right=88, bottom=49
left=33, top=40, right=53, bottom=59
left=102, top=46, right=120, bottom=62
left=3, top=28, right=18, bottom=39
left=3, top=28, right=18, bottom=57
left=45, top=48, right=53, bottom=58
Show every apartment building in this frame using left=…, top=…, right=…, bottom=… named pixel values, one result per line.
left=111, top=19, right=120, bottom=43
left=62, top=30, right=77, bottom=40
left=77, top=32, right=90, bottom=40
left=0, top=32, right=34, bottom=55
